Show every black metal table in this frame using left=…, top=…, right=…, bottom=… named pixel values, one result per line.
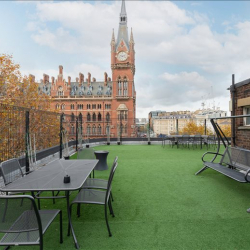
left=0, top=158, right=98, bottom=249
left=94, top=151, right=109, bottom=171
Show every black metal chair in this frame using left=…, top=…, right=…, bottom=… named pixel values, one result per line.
left=77, top=147, right=96, bottom=177
left=81, top=156, right=118, bottom=201
left=69, top=161, right=118, bottom=237
left=177, top=135, right=190, bottom=148
left=0, top=159, right=27, bottom=196
left=191, top=134, right=202, bottom=149
left=0, top=195, right=63, bottom=250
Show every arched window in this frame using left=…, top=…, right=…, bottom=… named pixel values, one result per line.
left=56, top=103, right=60, bottom=109
left=61, top=104, right=65, bottom=110
left=118, top=77, right=122, bottom=96
left=123, top=77, right=128, bottom=96
left=71, top=113, right=75, bottom=122
left=106, top=125, right=110, bottom=135
left=71, top=104, right=74, bottom=110
left=98, top=113, right=102, bottom=121
left=87, top=113, right=91, bottom=122
left=87, top=124, right=91, bottom=135
left=92, top=125, right=96, bottom=135
left=106, top=113, right=110, bottom=122
left=71, top=125, right=74, bottom=134
left=79, top=113, right=83, bottom=124
left=98, top=125, right=102, bottom=135
left=92, top=113, right=96, bottom=122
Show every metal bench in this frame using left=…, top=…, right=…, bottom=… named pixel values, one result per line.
left=196, top=146, right=250, bottom=183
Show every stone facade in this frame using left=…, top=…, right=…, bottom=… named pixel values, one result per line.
left=35, top=0, right=136, bottom=139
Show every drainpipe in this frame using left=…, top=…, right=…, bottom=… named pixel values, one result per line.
left=231, top=74, right=236, bottom=146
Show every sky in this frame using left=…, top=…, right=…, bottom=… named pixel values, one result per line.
left=1, top=1, right=250, bottom=118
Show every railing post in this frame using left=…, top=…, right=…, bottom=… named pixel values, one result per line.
left=59, top=114, right=63, bottom=159
left=204, top=119, right=207, bottom=135
left=25, top=110, right=30, bottom=173
left=75, top=117, right=78, bottom=152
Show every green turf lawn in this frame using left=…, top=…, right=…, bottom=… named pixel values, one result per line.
left=15, top=144, right=250, bottom=250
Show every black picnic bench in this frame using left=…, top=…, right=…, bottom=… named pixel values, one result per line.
left=196, top=146, right=250, bottom=183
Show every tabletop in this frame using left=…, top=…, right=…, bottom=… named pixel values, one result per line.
left=0, top=159, right=98, bottom=193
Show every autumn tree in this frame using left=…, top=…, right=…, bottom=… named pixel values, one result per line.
left=180, top=121, right=213, bottom=135
left=0, top=54, right=60, bottom=161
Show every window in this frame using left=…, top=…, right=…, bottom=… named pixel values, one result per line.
left=98, top=125, right=102, bottom=135
left=244, top=106, right=250, bottom=126
left=56, top=103, right=60, bottom=109
left=87, top=124, right=91, bottom=135
left=123, top=78, right=127, bottom=96
left=61, top=104, right=65, bottom=110
left=87, top=104, right=91, bottom=109
left=71, top=125, right=74, bottom=134
left=98, top=113, right=102, bottom=121
left=87, top=113, right=91, bottom=122
left=71, top=113, right=75, bottom=122
left=71, top=104, right=74, bottom=110
left=78, top=113, right=83, bottom=124
left=92, top=125, right=96, bottom=135
left=92, top=113, right=96, bottom=121
left=106, top=113, right=110, bottom=122
left=92, top=104, right=96, bottom=109
left=118, top=77, right=122, bottom=96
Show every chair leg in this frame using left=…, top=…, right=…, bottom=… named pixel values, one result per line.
left=110, top=191, right=114, bottom=202
left=59, top=210, right=63, bottom=243
left=52, top=191, right=55, bottom=204
left=104, top=204, right=112, bottom=237
left=77, top=203, right=81, bottom=217
left=109, top=199, right=115, bottom=217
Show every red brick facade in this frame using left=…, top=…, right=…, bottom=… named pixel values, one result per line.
left=230, top=78, right=250, bottom=149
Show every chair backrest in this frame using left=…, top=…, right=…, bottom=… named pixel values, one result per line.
left=0, top=159, right=24, bottom=185
left=0, top=195, right=43, bottom=245
left=77, top=148, right=95, bottom=160
left=105, top=159, right=118, bottom=204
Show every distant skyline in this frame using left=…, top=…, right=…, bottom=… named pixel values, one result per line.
left=1, top=1, right=250, bottom=117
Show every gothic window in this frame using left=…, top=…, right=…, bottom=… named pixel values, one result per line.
left=87, top=113, right=91, bottom=122
left=98, top=113, right=102, bottom=122
left=98, top=125, right=102, bottom=135
left=87, top=124, right=91, bottom=135
left=106, top=125, right=110, bottom=135
left=71, top=113, right=75, bottom=122
left=92, top=104, right=96, bottom=109
left=87, top=104, right=91, bottom=109
left=118, top=77, right=122, bottom=96
left=56, top=103, right=60, bottom=109
left=92, top=113, right=96, bottom=121
left=71, top=104, right=74, bottom=110
left=123, top=77, right=128, bottom=96
left=106, top=113, right=110, bottom=122
left=71, top=125, right=74, bottom=134
left=92, top=125, right=96, bottom=135
left=79, top=113, right=83, bottom=124
left=61, top=104, right=65, bottom=110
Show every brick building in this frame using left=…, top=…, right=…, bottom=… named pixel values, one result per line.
left=36, top=0, right=136, bottom=139
left=230, top=75, right=250, bottom=149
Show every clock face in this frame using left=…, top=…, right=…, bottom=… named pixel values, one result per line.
left=117, top=52, right=128, bottom=61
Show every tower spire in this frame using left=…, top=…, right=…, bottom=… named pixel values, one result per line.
left=116, top=0, right=129, bottom=51
left=130, top=28, right=134, bottom=44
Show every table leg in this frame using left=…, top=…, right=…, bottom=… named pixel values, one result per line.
left=66, top=191, right=80, bottom=249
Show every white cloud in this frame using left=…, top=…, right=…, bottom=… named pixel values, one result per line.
left=19, top=1, right=250, bottom=118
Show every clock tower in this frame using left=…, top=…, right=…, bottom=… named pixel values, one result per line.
left=111, top=0, right=136, bottom=137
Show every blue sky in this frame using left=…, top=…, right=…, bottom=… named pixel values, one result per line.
left=1, top=1, right=250, bottom=117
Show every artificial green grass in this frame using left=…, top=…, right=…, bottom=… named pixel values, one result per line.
left=16, top=145, right=250, bottom=249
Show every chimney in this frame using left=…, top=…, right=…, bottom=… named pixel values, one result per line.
left=68, top=76, right=71, bottom=85
left=79, top=73, right=84, bottom=84
left=43, top=74, right=49, bottom=84
left=92, top=77, right=96, bottom=82
left=29, top=74, right=35, bottom=83
left=104, top=72, right=108, bottom=86
left=59, top=65, right=63, bottom=75
left=51, top=76, right=55, bottom=85
left=88, top=72, right=91, bottom=85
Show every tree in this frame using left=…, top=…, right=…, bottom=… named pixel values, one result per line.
left=0, top=54, right=60, bottom=161
left=180, top=121, right=213, bottom=135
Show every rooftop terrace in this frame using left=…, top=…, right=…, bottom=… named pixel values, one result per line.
left=14, top=144, right=250, bottom=250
